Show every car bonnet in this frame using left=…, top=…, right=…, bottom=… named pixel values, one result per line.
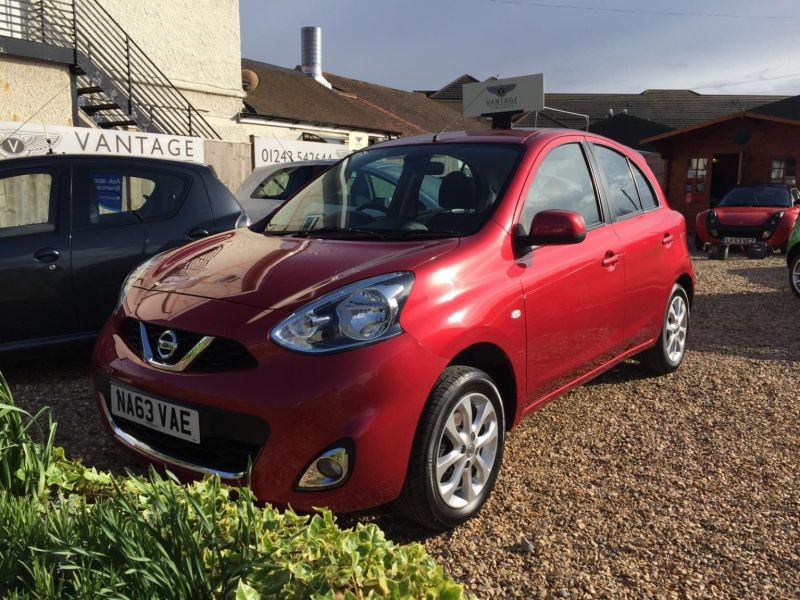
left=134, top=228, right=460, bottom=312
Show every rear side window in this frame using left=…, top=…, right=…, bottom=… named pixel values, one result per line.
left=253, top=165, right=315, bottom=200
left=521, top=143, right=602, bottom=231
left=592, top=145, right=642, bottom=219
left=0, top=171, right=55, bottom=234
left=74, top=166, right=188, bottom=228
left=631, top=164, right=659, bottom=210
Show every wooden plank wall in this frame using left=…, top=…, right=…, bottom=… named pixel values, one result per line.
left=204, top=140, right=252, bottom=193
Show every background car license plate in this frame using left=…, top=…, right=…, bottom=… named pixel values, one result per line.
left=723, top=237, right=757, bottom=245
left=110, top=384, right=200, bottom=444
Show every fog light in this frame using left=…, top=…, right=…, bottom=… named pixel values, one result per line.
left=297, top=446, right=350, bottom=489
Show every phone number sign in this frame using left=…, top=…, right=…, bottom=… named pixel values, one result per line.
left=253, top=138, right=351, bottom=167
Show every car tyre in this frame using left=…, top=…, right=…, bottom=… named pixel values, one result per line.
left=640, top=284, right=690, bottom=375
left=397, top=366, right=505, bottom=531
left=790, top=253, right=800, bottom=299
left=693, top=234, right=705, bottom=251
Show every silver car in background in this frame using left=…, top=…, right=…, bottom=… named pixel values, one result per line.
left=235, top=160, right=334, bottom=222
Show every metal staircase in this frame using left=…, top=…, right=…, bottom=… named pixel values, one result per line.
left=0, top=0, right=220, bottom=139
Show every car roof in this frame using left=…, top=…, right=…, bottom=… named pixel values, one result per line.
left=249, top=159, right=335, bottom=175
left=0, top=154, right=210, bottom=170
left=729, top=183, right=794, bottom=188
left=372, top=128, right=615, bottom=150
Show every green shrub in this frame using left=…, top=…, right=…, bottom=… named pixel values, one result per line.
left=0, top=374, right=469, bottom=599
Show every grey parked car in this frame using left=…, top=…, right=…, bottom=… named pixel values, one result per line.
left=235, top=160, right=333, bottom=221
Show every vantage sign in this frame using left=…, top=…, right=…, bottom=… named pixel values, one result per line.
left=0, top=122, right=204, bottom=163
left=462, top=74, right=545, bottom=118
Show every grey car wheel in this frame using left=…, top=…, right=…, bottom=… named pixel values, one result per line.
left=397, top=366, right=505, bottom=530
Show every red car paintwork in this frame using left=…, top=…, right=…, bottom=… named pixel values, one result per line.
left=695, top=205, right=800, bottom=248
left=92, top=129, right=695, bottom=512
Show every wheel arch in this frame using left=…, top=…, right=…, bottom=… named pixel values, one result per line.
left=448, top=343, right=517, bottom=431
left=787, top=243, right=800, bottom=269
left=677, top=273, right=694, bottom=306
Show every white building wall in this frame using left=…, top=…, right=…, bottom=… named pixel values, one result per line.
left=0, top=56, right=73, bottom=126
left=98, top=0, right=247, bottom=141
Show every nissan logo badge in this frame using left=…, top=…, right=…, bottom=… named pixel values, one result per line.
left=157, top=330, right=179, bottom=360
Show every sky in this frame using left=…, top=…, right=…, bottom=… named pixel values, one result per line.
left=239, top=0, right=800, bottom=96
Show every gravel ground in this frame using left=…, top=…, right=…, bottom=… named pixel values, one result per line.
left=2, top=251, right=799, bottom=599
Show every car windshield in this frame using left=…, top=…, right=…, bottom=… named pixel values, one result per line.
left=263, top=143, right=523, bottom=239
left=718, top=186, right=792, bottom=208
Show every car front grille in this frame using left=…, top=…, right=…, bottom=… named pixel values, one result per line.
left=713, top=224, right=771, bottom=238
left=117, top=317, right=258, bottom=372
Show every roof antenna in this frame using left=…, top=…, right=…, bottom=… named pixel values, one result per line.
left=433, top=84, right=491, bottom=143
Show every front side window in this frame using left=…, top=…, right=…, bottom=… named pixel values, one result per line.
left=521, top=143, right=601, bottom=231
left=74, top=167, right=188, bottom=228
left=593, top=145, right=642, bottom=219
left=0, top=171, right=54, bottom=233
left=265, top=143, right=523, bottom=238
left=770, top=158, right=796, bottom=185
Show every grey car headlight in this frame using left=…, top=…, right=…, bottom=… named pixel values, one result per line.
left=270, top=272, right=414, bottom=354
left=116, top=253, right=164, bottom=311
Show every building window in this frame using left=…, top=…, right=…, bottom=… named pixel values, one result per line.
left=770, top=158, right=796, bottom=185
left=687, top=158, right=708, bottom=180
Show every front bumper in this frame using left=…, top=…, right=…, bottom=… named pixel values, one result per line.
left=91, top=289, right=448, bottom=512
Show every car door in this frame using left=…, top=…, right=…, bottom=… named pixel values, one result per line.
left=0, top=163, right=74, bottom=345
left=69, top=161, right=197, bottom=333
left=589, top=143, right=678, bottom=348
left=517, top=140, right=627, bottom=406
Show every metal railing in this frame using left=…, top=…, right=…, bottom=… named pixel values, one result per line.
left=0, top=0, right=220, bottom=139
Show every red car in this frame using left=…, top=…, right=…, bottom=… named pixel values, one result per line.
left=93, top=129, right=694, bottom=530
left=694, top=184, right=800, bottom=259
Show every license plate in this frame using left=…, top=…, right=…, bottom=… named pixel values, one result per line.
left=723, top=237, right=757, bottom=245
left=110, top=384, right=200, bottom=444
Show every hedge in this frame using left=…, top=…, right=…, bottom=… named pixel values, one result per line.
left=0, top=373, right=470, bottom=599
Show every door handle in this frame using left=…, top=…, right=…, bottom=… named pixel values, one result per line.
left=186, top=227, right=210, bottom=241
left=601, top=251, right=621, bottom=268
left=33, top=247, right=60, bottom=263
left=662, top=232, right=675, bottom=246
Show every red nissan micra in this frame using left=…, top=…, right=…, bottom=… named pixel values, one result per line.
left=93, top=129, right=694, bottom=530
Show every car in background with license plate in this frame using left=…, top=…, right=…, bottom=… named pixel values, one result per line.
left=93, top=128, right=694, bottom=530
left=0, top=155, right=247, bottom=352
left=694, top=184, right=800, bottom=259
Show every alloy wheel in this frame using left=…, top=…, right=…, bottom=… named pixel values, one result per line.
left=792, top=258, right=800, bottom=295
left=435, top=392, right=499, bottom=510
left=665, top=294, right=688, bottom=363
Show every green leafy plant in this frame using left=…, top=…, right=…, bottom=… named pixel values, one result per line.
left=0, top=373, right=469, bottom=599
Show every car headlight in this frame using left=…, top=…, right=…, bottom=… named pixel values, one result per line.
left=270, top=272, right=414, bottom=354
left=116, top=254, right=164, bottom=311
left=768, top=211, right=785, bottom=226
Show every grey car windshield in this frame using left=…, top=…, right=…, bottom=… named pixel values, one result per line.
left=264, top=143, right=523, bottom=238
left=719, top=186, right=792, bottom=208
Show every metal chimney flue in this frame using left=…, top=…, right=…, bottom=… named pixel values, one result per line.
left=301, top=26, right=332, bottom=89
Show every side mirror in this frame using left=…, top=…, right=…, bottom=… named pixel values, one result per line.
left=516, top=209, right=587, bottom=249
